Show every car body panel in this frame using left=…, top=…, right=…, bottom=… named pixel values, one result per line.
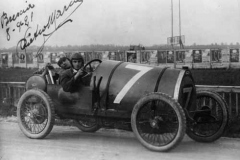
left=108, top=63, right=164, bottom=111
left=26, top=60, right=196, bottom=119
left=158, top=68, right=181, bottom=97
left=91, top=61, right=195, bottom=114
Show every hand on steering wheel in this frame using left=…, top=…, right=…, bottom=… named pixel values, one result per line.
left=82, top=59, right=102, bottom=74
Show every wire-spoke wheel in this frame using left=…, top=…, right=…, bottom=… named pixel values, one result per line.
left=131, top=92, right=186, bottom=152
left=74, top=117, right=100, bottom=132
left=186, top=90, right=228, bottom=142
left=17, top=89, right=55, bottom=139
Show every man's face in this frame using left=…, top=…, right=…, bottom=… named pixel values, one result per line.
left=72, top=59, right=83, bottom=70
left=60, top=59, right=71, bottom=69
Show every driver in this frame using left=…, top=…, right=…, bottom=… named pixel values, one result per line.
left=60, top=53, right=85, bottom=92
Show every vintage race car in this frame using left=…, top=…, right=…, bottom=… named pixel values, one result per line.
left=17, top=59, right=228, bottom=152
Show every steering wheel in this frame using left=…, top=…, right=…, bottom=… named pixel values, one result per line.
left=82, top=59, right=102, bottom=74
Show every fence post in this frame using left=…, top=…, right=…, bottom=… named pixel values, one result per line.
left=229, top=92, right=232, bottom=117
left=10, top=86, right=14, bottom=105
left=236, top=93, right=238, bottom=116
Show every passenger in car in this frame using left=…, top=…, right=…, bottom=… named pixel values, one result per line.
left=60, top=53, right=85, bottom=92
left=34, top=57, right=71, bottom=84
left=57, top=57, right=71, bottom=75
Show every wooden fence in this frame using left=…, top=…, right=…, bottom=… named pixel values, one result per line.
left=0, top=82, right=239, bottom=119
left=196, top=85, right=240, bottom=118
left=0, top=82, right=25, bottom=106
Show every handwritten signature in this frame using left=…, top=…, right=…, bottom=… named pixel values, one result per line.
left=16, top=0, right=83, bottom=58
left=1, top=2, right=35, bottom=41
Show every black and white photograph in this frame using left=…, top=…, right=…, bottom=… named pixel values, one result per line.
left=12, top=52, right=19, bottom=65
left=176, top=50, right=185, bottom=63
left=0, top=0, right=240, bottom=159
left=211, top=49, right=222, bottom=63
left=157, top=50, right=167, bottom=64
left=126, top=51, right=137, bottom=63
left=1, top=54, right=8, bottom=67
left=167, top=50, right=174, bottom=63
left=26, top=52, right=33, bottom=64
left=192, top=50, right=202, bottom=63
left=19, top=53, right=26, bottom=63
left=37, top=53, right=44, bottom=63
left=230, top=49, right=240, bottom=62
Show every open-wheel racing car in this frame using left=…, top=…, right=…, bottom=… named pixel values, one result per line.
left=17, top=59, right=228, bottom=152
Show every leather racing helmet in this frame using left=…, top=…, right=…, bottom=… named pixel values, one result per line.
left=70, top=52, right=84, bottom=69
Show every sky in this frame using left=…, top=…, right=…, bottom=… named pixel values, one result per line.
left=0, top=0, right=240, bottom=49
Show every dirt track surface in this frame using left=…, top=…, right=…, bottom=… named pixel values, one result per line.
left=0, top=122, right=240, bottom=160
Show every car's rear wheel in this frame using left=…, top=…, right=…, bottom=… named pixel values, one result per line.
left=186, top=90, right=228, bottom=142
left=131, top=92, right=186, bottom=152
left=74, top=117, right=100, bottom=132
left=17, top=89, right=55, bottom=139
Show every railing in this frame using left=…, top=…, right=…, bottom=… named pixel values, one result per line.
left=0, top=82, right=26, bottom=106
left=0, top=82, right=239, bottom=119
left=196, top=85, right=240, bottom=118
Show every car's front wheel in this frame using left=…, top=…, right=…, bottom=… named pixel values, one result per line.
left=17, top=89, right=55, bottom=139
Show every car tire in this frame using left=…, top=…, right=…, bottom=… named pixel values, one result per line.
left=131, top=92, right=186, bottom=152
left=74, top=118, right=100, bottom=132
left=17, top=89, right=55, bottom=139
left=186, top=90, right=228, bottom=142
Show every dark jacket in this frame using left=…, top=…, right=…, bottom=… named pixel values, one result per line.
left=60, top=68, right=83, bottom=93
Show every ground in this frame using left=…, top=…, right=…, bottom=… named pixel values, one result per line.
left=1, top=121, right=240, bottom=160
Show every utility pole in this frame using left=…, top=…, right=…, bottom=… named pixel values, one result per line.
left=171, top=0, right=173, bottom=40
left=179, top=0, right=181, bottom=39
left=171, top=0, right=176, bottom=68
left=179, top=0, right=184, bottom=49
left=169, top=0, right=184, bottom=68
